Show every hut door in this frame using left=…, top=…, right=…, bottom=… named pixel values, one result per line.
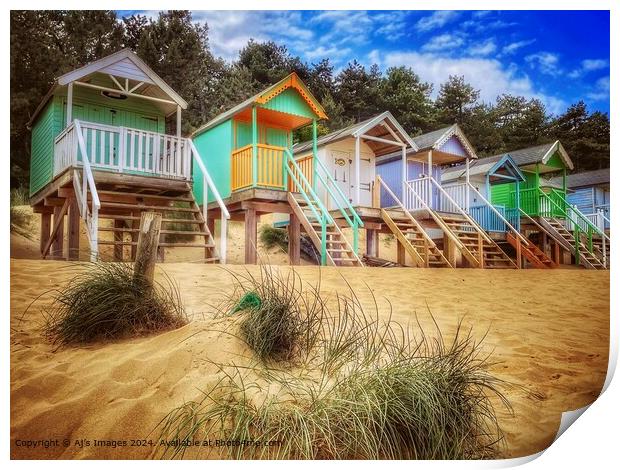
left=331, top=150, right=352, bottom=209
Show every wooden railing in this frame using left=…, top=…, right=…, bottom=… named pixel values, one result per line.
left=231, top=144, right=288, bottom=191
left=231, top=145, right=253, bottom=190
left=288, top=154, right=313, bottom=193
left=54, top=120, right=191, bottom=180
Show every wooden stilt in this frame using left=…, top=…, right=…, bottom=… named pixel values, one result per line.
left=288, top=213, right=301, bottom=265
left=68, top=198, right=80, bottom=261
left=554, top=241, right=561, bottom=265
left=40, top=212, right=51, bottom=257
left=245, top=208, right=257, bottom=264
left=366, top=229, right=378, bottom=257
left=51, top=204, right=66, bottom=259
left=206, top=217, right=216, bottom=259
left=134, top=212, right=162, bottom=285
left=443, top=233, right=457, bottom=267
left=113, top=220, right=124, bottom=261
left=397, top=241, right=406, bottom=266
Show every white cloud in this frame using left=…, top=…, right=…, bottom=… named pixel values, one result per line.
left=468, top=39, right=497, bottom=56
left=587, top=76, right=610, bottom=101
left=568, top=59, right=608, bottom=78
left=378, top=51, right=566, bottom=114
left=422, top=34, right=464, bottom=52
left=415, top=11, right=460, bottom=32
left=525, top=52, right=560, bottom=75
left=502, top=39, right=536, bottom=55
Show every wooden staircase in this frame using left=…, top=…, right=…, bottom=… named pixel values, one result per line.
left=287, top=193, right=363, bottom=266
left=436, top=213, right=517, bottom=269
left=538, top=217, right=605, bottom=270
left=380, top=209, right=452, bottom=268
left=506, top=232, right=556, bottom=268
left=92, top=186, right=219, bottom=262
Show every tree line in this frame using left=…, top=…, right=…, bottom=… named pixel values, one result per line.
left=10, top=10, right=610, bottom=187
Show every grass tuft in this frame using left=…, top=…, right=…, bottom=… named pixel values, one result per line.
left=157, top=270, right=510, bottom=460
left=259, top=225, right=288, bottom=251
left=42, top=263, right=187, bottom=345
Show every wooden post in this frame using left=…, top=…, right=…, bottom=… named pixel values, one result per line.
left=366, top=229, right=378, bottom=257
left=68, top=198, right=80, bottom=261
left=134, top=212, right=162, bottom=285
left=515, top=238, right=522, bottom=269
left=52, top=205, right=65, bottom=259
left=66, top=82, right=73, bottom=126
left=206, top=217, right=216, bottom=260
left=244, top=207, right=257, bottom=264
left=113, top=220, right=124, bottom=261
left=443, top=233, right=458, bottom=267
left=176, top=105, right=182, bottom=138
left=354, top=136, right=361, bottom=205
left=554, top=240, right=561, bottom=265
left=40, top=212, right=51, bottom=256
left=477, top=232, right=484, bottom=268
left=372, top=176, right=381, bottom=208
left=288, top=213, right=301, bottom=266
left=397, top=241, right=406, bottom=266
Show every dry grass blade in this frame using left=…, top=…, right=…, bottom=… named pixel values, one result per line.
left=42, top=262, right=187, bottom=345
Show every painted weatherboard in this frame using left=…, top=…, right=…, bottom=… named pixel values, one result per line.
left=193, top=119, right=233, bottom=203
left=260, top=88, right=316, bottom=118
left=29, top=84, right=167, bottom=196
left=30, top=98, right=63, bottom=195
left=234, top=120, right=289, bottom=149
left=438, top=135, right=468, bottom=157
left=376, top=159, right=440, bottom=207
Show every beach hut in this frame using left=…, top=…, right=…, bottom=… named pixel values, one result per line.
left=192, top=73, right=362, bottom=267
left=27, top=49, right=229, bottom=263
left=441, top=155, right=557, bottom=269
left=549, top=168, right=610, bottom=230
left=374, top=124, right=518, bottom=269
left=487, top=142, right=608, bottom=269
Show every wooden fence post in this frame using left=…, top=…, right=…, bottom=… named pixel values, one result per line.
left=134, top=212, right=162, bottom=285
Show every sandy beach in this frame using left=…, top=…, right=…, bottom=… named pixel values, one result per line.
left=10, top=258, right=609, bottom=459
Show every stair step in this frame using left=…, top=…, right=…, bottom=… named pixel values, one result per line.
left=99, top=201, right=199, bottom=213
left=97, top=190, right=194, bottom=202
left=99, top=227, right=211, bottom=236
left=98, top=241, right=215, bottom=248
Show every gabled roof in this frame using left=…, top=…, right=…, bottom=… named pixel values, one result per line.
left=293, top=111, right=417, bottom=156
left=549, top=168, right=610, bottom=189
left=442, top=154, right=525, bottom=183
left=488, top=140, right=574, bottom=170
left=28, top=49, right=187, bottom=126
left=412, top=124, right=478, bottom=159
left=192, top=72, right=327, bottom=137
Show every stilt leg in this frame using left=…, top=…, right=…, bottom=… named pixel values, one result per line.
left=288, top=213, right=301, bottom=266
left=68, top=198, right=80, bottom=261
left=40, top=212, right=51, bottom=257
left=245, top=208, right=257, bottom=264
left=52, top=205, right=65, bottom=259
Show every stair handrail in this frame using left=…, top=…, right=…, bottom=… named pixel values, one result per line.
left=313, top=156, right=364, bottom=229
left=426, top=176, right=494, bottom=244
left=466, top=183, right=528, bottom=245
left=285, top=149, right=333, bottom=264
left=400, top=177, right=466, bottom=251
left=188, top=140, right=230, bottom=264
left=313, top=156, right=363, bottom=253
left=543, top=189, right=608, bottom=241
left=376, top=176, right=448, bottom=262
left=74, top=119, right=100, bottom=261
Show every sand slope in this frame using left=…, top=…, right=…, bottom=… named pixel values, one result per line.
left=10, top=260, right=609, bottom=459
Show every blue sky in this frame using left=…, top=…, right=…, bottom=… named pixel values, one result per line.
left=120, top=10, right=610, bottom=115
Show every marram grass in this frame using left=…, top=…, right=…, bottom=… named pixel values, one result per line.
left=42, top=263, right=187, bottom=345
left=157, top=268, right=510, bottom=460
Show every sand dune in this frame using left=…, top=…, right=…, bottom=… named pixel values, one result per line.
left=10, top=259, right=609, bottom=459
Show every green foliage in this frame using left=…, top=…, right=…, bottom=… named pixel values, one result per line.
left=10, top=187, right=29, bottom=206
left=10, top=10, right=609, bottom=186
left=259, top=225, right=288, bottom=251
left=42, top=263, right=187, bottom=345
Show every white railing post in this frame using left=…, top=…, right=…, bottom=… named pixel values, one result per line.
left=118, top=127, right=126, bottom=173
